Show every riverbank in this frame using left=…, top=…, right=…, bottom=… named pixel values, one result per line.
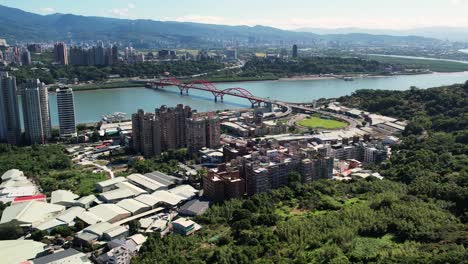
left=61, top=72, right=426, bottom=92
left=365, top=54, right=468, bottom=72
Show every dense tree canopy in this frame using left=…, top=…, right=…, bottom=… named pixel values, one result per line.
left=239, top=57, right=393, bottom=78
left=10, top=60, right=225, bottom=84
left=0, top=144, right=106, bottom=195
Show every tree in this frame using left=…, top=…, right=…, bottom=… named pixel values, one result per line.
left=0, top=221, right=24, bottom=239
left=50, top=226, right=74, bottom=237
left=31, top=230, right=48, bottom=241
left=128, top=220, right=141, bottom=235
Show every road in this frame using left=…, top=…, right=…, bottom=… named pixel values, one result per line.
left=79, top=160, right=115, bottom=179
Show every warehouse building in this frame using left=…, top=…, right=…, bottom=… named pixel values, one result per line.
left=88, top=204, right=131, bottom=223
left=116, top=198, right=151, bottom=215
left=0, top=200, right=65, bottom=227
left=95, top=177, right=128, bottom=192
left=51, top=190, right=79, bottom=207
left=127, top=173, right=168, bottom=192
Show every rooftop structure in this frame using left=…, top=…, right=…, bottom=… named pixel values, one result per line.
left=88, top=204, right=131, bottom=223
left=51, top=190, right=79, bottom=207
left=144, top=171, right=180, bottom=186
left=75, top=194, right=97, bottom=209
left=0, top=200, right=65, bottom=226
left=134, top=194, right=161, bottom=209
left=172, top=217, right=200, bottom=236
left=95, top=177, right=127, bottom=192
left=0, top=240, right=46, bottom=264
left=83, top=221, right=115, bottom=237
left=179, top=199, right=210, bottom=216
left=168, top=184, right=198, bottom=199
left=1, top=169, right=23, bottom=181
left=152, top=190, right=186, bottom=206
left=116, top=198, right=151, bottom=215
left=103, top=225, right=130, bottom=241
left=32, top=248, right=92, bottom=264
left=127, top=173, right=168, bottom=192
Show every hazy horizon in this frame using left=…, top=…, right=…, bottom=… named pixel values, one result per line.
left=1, top=0, right=468, bottom=30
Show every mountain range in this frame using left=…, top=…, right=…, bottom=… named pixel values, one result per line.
left=0, top=4, right=448, bottom=48
left=296, top=27, right=468, bottom=42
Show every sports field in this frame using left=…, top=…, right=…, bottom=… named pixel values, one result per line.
left=297, top=117, right=348, bottom=129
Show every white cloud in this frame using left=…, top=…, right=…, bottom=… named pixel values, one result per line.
left=109, top=8, right=130, bottom=17
left=128, top=3, right=136, bottom=9
left=38, top=7, right=55, bottom=14
left=451, top=0, right=461, bottom=5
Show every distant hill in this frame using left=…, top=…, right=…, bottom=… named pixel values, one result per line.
left=0, top=4, right=443, bottom=48
left=296, top=27, right=468, bottom=42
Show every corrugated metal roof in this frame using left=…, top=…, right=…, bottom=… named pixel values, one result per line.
left=51, top=190, right=79, bottom=205
left=0, top=201, right=65, bottom=225
left=116, top=198, right=150, bottom=214
left=0, top=240, right=46, bottom=264
left=88, top=204, right=131, bottom=223
left=127, top=173, right=166, bottom=191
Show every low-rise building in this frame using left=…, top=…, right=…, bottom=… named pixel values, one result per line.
left=116, top=198, right=151, bottom=215
left=0, top=200, right=65, bottom=227
left=32, top=248, right=92, bottom=264
left=103, top=225, right=130, bottom=241
left=0, top=240, right=47, bottom=264
left=172, top=217, right=200, bottom=236
left=88, top=204, right=131, bottom=223
left=96, top=177, right=128, bottom=192
left=51, top=190, right=79, bottom=207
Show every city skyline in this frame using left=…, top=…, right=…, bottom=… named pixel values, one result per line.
left=0, top=0, right=468, bottom=30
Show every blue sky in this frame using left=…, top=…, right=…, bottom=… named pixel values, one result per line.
left=1, top=0, right=467, bottom=29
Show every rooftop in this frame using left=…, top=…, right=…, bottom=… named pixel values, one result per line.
left=0, top=240, right=46, bottom=264
left=0, top=200, right=65, bottom=226
left=116, top=198, right=150, bottom=214
left=1, top=169, right=24, bottom=181
left=144, top=171, right=179, bottom=186
left=51, top=190, right=79, bottom=205
left=88, top=204, right=131, bottom=223
left=152, top=190, right=185, bottom=206
left=127, top=173, right=167, bottom=191
left=169, top=184, right=198, bottom=199
left=83, top=221, right=115, bottom=236
left=32, top=248, right=92, bottom=264
left=96, top=177, right=127, bottom=189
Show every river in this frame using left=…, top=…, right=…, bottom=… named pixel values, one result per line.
left=47, top=71, right=468, bottom=125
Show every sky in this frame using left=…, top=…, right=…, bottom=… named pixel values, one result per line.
left=1, top=0, right=468, bottom=30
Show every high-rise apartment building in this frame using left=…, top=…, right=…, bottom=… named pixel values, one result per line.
left=156, top=104, right=192, bottom=151
left=0, top=72, right=21, bottom=145
left=54, top=42, right=68, bottom=65
left=186, top=113, right=221, bottom=152
left=186, top=118, right=207, bottom=152
left=56, top=87, right=76, bottom=137
left=292, top=44, right=298, bottom=58
left=203, top=168, right=245, bottom=202
left=21, top=79, right=51, bottom=144
left=132, top=105, right=220, bottom=158
left=132, top=110, right=162, bottom=158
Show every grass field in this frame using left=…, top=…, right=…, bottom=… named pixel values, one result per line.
left=298, top=117, right=348, bottom=129
left=366, top=55, right=468, bottom=72
left=69, top=81, right=146, bottom=91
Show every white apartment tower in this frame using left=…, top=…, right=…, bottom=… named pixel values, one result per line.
left=56, top=87, right=77, bottom=137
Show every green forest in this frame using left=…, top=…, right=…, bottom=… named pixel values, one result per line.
left=134, top=82, right=468, bottom=263
left=237, top=57, right=394, bottom=78
left=0, top=144, right=106, bottom=196
left=10, top=60, right=225, bottom=85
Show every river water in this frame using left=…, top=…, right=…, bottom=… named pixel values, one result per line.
left=47, top=71, right=468, bottom=125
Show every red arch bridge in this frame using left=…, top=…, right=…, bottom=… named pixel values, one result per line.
left=144, top=78, right=271, bottom=107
